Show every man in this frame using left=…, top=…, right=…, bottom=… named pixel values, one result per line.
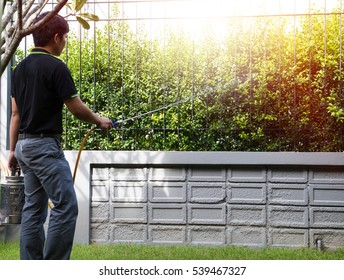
left=7, top=12, right=113, bottom=260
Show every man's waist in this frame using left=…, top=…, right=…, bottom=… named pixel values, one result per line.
left=18, top=132, right=61, bottom=140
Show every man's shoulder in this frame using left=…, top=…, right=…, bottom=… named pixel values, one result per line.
left=37, top=54, right=70, bottom=74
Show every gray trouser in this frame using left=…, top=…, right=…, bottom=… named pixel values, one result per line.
left=15, top=137, right=78, bottom=260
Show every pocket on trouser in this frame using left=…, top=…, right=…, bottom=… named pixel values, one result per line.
left=21, top=138, right=62, bottom=160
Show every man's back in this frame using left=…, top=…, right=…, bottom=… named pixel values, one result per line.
left=12, top=49, right=77, bottom=134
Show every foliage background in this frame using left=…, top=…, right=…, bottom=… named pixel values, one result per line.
left=59, top=5, right=344, bottom=152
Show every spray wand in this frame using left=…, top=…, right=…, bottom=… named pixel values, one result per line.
left=111, top=89, right=208, bottom=127
left=73, top=91, right=206, bottom=183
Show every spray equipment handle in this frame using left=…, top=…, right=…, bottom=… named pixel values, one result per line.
left=112, top=120, right=122, bottom=126
left=11, top=167, right=21, bottom=177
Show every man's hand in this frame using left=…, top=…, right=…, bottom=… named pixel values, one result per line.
left=96, top=116, right=114, bottom=130
left=8, top=151, right=18, bottom=172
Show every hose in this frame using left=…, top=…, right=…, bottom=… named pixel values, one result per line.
left=72, top=120, right=119, bottom=182
left=72, top=126, right=96, bottom=183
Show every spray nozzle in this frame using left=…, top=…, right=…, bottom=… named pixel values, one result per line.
left=112, top=120, right=121, bottom=126
left=112, top=118, right=135, bottom=126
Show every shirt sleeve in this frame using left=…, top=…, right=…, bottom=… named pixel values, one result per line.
left=53, top=61, right=79, bottom=101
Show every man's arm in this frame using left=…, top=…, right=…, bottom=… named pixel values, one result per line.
left=8, top=98, right=20, bottom=170
left=64, top=96, right=113, bottom=130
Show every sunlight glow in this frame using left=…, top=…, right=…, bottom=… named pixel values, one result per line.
left=118, top=0, right=341, bottom=41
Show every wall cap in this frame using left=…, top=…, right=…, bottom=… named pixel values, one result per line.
left=66, top=151, right=344, bottom=166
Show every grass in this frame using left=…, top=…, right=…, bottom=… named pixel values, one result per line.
left=1, top=242, right=344, bottom=260
left=0, top=241, right=20, bottom=260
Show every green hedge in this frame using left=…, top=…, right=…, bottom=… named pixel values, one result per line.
left=61, top=7, right=344, bottom=151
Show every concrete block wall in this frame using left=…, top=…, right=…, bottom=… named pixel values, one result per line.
left=90, top=162, right=344, bottom=249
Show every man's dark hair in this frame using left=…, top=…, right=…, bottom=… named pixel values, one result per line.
left=32, top=12, right=69, bottom=47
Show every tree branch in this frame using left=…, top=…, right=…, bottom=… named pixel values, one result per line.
left=23, top=0, right=49, bottom=29
left=1, top=0, right=68, bottom=75
left=18, top=0, right=23, bottom=31
left=21, top=0, right=68, bottom=37
left=1, top=1, right=17, bottom=34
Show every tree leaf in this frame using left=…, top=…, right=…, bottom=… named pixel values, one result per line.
left=73, top=0, right=87, bottom=12
left=76, top=16, right=90, bottom=29
left=78, top=13, right=100, bottom=21
left=65, top=3, right=74, bottom=12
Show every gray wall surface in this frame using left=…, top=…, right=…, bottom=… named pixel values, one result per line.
left=88, top=152, right=344, bottom=249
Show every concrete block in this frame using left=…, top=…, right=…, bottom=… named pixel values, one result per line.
left=188, top=182, right=226, bottom=203
left=188, top=167, right=226, bottom=182
left=112, top=224, right=147, bottom=243
left=149, top=167, right=186, bottom=181
left=91, top=180, right=109, bottom=202
left=111, top=203, right=147, bottom=223
left=268, top=184, right=308, bottom=206
left=310, top=229, right=344, bottom=250
left=310, top=207, right=344, bottom=228
left=228, top=167, right=266, bottom=182
left=111, top=181, right=147, bottom=202
left=148, top=182, right=186, bottom=203
left=0, top=225, right=20, bottom=242
left=228, top=227, right=267, bottom=247
left=188, top=204, right=226, bottom=225
left=90, top=224, right=110, bottom=244
left=228, top=205, right=266, bottom=226
left=110, top=167, right=147, bottom=181
left=268, top=206, right=308, bottom=228
left=0, top=225, right=4, bottom=242
left=228, top=183, right=266, bottom=204
left=149, top=204, right=186, bottom=224
left=310, top=185, right=344, bottom=206
left=268, top=228, right=309, bottom=248
left=188, top=226, right=226, bottom=245
left=148, top=225, right=186, bottom=244
left=91, top=167, right=109, bottom=181
left=91, top=203, right=110, bottom=223
left=309, top=166, right=344, bottom=184
left=268, top=167, right=308, bottom=183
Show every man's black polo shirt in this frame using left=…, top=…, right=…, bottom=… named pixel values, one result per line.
left=11, top=48, right=78, bottom=134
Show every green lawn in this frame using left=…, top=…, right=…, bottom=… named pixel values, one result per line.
left=1, top=242, right=344, bottom=260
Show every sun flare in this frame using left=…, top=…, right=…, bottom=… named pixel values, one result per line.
left=123, top=0, right=341, bottom=41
